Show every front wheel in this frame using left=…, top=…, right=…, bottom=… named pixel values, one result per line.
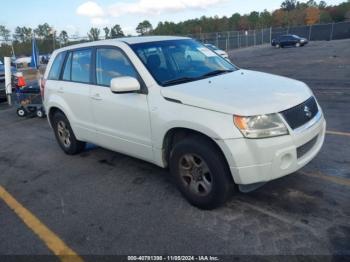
left=296, top=42, right=301, bottom=47
left=52, top=112, right=86, bottom=155
left=169, top=137, right=233, bottom=209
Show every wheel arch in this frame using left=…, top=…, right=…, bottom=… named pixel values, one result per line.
left=47, top=105, right=67, bottom=127
left=162, top=127, right=233, bottom=183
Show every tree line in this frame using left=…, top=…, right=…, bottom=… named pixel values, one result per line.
left=0, top=0, right=349, bottom=58
left=152, top=0, right=350, bottom=35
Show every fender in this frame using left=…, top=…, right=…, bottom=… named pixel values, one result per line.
left=152, top=120, right=238, bottom=168
left=46, top=94, right=80, bottom=138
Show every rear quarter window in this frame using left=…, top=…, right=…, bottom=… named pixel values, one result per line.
left=48, top=52, right=65, bottom=80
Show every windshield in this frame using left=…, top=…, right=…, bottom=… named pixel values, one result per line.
left=130, top=39, right=237, bottom=86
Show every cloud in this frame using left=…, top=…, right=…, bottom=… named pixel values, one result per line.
left=108, top=0, right=227, bottom=17
left=76, top=1, right=105, bottom=17
left=76, top=0, right=226, bottom=29
left=76, top=1, right=109, bottom=26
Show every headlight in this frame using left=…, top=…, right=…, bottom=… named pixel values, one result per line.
left=234, top=114, right=289, bottom=138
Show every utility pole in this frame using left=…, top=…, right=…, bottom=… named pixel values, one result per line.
left=10, top=42, right=17, bottom=70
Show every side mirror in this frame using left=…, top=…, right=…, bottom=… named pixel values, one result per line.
left=110, top=76, right=140, bottom=93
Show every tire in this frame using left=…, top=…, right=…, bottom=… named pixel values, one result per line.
left=276, top=44, right=280, bottom=48
left=296, top=42, right=301, bottom=47
left=36, top=108, right=45, bottom=118
left=17, top=107, right=27, bottom=117
left=169, top=136, right=233, bottom=209
left=52, top=111, right=86, bottom=155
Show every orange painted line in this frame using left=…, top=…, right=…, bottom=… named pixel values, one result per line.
left=299, top=171, right=350, bottom=187
left=0, top=185, right=83, bottom=262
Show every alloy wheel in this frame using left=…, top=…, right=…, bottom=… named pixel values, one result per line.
left=57, top=121, right=71, bottom=148
left=178, top=154, right=213, bottom=196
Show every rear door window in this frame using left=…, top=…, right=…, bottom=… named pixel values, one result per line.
left=48, top=52, right=65, bottom=80
left=71, top=49, right=92, bottom=83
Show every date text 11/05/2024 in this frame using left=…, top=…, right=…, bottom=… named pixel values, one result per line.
left=127, top=256, right=219, bottom=261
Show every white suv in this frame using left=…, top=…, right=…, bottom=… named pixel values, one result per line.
left=43, top=36, right=325, bottom=209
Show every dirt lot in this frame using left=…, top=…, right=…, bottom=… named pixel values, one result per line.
left=0, top=39, right=349, bottom=260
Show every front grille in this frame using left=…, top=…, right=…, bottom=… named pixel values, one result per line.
left=281, top=96, right=319, bottom=129
left=297, top=135, right=318, bottom=159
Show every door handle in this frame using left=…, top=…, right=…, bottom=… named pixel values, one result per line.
left=91, top=93, right=102, bottom=100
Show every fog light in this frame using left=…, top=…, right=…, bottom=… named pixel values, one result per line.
left=280, top=153, right=293, bottom=169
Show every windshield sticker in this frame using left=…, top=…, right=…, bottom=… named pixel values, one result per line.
left=197, top=47, right=217, bottom=57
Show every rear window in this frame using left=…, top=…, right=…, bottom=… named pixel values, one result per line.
left=71, top=49, right=92, bottom=83
left=48, top=52, right=65, bottom=80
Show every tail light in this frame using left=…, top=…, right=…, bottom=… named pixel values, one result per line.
left=40, top=78, right=46, bottom=98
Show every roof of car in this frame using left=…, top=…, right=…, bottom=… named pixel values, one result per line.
left=120, top=35, right=190, bottom=44
left=53, top=36, right=190, bottom=54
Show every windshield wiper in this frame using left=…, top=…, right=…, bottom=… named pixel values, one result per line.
left=201, top=69, right=234, bottom=78
left=162, top=77, right=199, bottom=86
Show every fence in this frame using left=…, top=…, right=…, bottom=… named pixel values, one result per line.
left=189, top=21, right=350, bottom=51
left=1, top=21, right=350, bottom=57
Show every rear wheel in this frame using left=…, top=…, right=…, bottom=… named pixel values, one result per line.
left=169, top=136, right=233, bottom=209
left=52, top=111, right=86, bottom=155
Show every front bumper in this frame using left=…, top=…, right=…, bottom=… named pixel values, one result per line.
left=218, top=112, right=326, bottom=185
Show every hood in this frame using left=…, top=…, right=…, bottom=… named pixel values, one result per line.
left=160, top=69, right=313, bottom=116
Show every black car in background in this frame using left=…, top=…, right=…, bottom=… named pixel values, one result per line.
left=271, top=34, right=308, bottom=48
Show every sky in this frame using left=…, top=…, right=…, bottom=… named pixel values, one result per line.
left=0, top=0, right=346, bottom=36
